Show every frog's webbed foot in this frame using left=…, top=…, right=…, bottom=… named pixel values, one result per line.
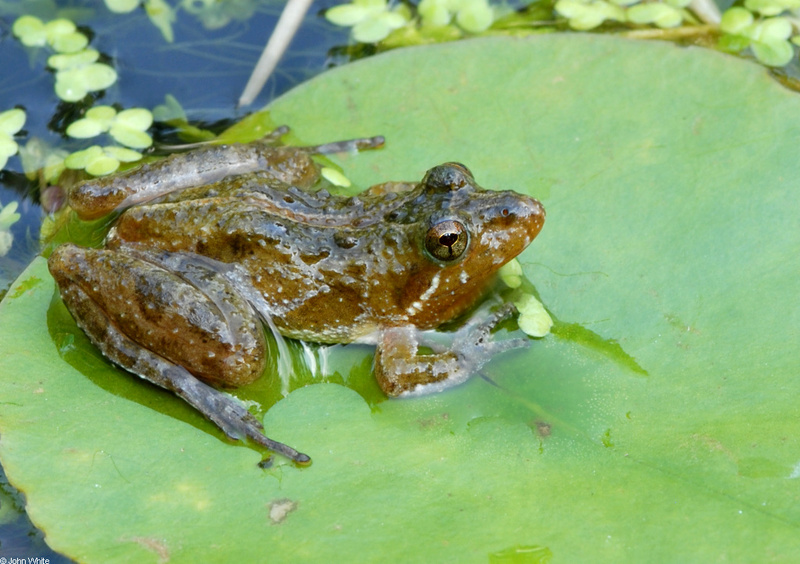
left=90, top=307, right=310, bottom=463
left=68, top=294, right=309, bottom=462
left=162, top=367, right=310, bottom=464
left=374, top=303, right=528, bottom=397
left=453, top=302, right=529, bottom=356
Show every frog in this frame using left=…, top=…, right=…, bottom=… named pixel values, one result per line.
left=47, top=129, right=546, bottom=464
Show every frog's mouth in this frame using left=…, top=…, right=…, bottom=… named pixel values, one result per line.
left=477, top=193, right=546, bottom=257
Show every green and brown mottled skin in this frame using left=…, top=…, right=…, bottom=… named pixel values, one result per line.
left=48, top=133, right=545, bottom=463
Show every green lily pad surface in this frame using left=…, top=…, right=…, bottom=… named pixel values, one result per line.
left=2, top=34, right=800, bottom=561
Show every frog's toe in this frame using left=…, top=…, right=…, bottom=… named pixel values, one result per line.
left=188, top=380, right=311, bottom=464
left=451, top=302, right=529, bottom=370
left=148, top=363, right=311, bottom=463
left=455, top=303, right=521, bottom=346
left=475, top=336, right=530, bottom=356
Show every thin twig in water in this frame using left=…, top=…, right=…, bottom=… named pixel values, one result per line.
left=689, top=0, right=722, bottom=25
left=238, top=0, right=314, bottom=108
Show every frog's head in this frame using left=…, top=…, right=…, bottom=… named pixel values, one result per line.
left=402, top=163, right=545, bottom=327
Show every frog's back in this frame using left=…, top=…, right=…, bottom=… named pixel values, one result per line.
left=108, top=171, right=424, bottom=342
left=108, top=164, right=544, bottom=344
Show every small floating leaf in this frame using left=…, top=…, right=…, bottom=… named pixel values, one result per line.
left=498, top=259, right=523, bottom=289
left=104, top=0, right=141, bottom=13
left=514, top=293, right=553, bottom=338
left=12, top=15, right=47, bottom=47
left=320, top=167, right=352, bottom=187
left=720, top=7, right=753, bottom=34
left=627, top=3, right=683, bottom=27
left=0, top=109, right=26, bottom=136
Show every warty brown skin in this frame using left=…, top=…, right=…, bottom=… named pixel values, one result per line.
left=48, top=138, right=545, bottom=462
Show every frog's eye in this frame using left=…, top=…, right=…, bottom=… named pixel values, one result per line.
left=423, top=163, right=474, bottom=191
left=425, top=220, right=469, bottom=262
left=447, top=162, right=473, bottom=177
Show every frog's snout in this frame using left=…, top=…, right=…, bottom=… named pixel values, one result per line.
left=519, top=196, right=545, bottom=242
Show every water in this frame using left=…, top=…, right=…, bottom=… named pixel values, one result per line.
left=0, top=1, right=352, bottom=559
left=0, top=0, right=350, bottom=294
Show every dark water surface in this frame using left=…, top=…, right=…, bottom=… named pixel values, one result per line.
left=0, top=1, right=350, bottom=558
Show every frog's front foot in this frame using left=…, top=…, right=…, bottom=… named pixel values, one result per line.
left=452, top=302, right=529, bottom=363
left=374, top=303, right=528, bottom=397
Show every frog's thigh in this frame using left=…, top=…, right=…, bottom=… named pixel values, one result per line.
left=48, top=244, right=266, bottom=388
left=373, top=326, right=465, bottom=397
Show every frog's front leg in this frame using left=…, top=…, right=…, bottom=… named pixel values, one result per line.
left=48, top=244, right=310, bottom=463
left=373, top=304, right=528, bottom=397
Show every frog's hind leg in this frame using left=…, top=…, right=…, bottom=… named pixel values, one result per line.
left=92, top=323, right=309, bottom=463
left=48, top=244, right=310, bottom=463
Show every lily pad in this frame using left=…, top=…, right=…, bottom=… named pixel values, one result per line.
left=2, top=34, right=800, bottom=561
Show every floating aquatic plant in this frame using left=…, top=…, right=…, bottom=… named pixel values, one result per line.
left=626, top=0, right=692, bottom=29
left=66, top=106, right=154, bottom=149
left=103, top=0, right=141, bottom=12
left=720, top=7, right=794, bottom=66
left=500, top=260, right=552, bottom=337
left=0, top=200, right=21, bottom=257
left=499, top=259, right=523, bottom=289
left=64, top=144, right=143, bottom=176
left=17, top=139, right=69, bottom=185
left=12, top=16, right=89, bottom=53
left=514, top=292, right=553, bottom=338
left=0, top=109, right=27, bottom=171
left=418, top=0, right=495, bottom=32
left=326, top=0, right=411, bottom=42
left=48, top=49, right=118, bottom=103
left=13, top=15, right=118, bottom=103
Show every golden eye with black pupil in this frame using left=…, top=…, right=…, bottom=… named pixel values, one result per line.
left=425, top=220, right=468, bottom=261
